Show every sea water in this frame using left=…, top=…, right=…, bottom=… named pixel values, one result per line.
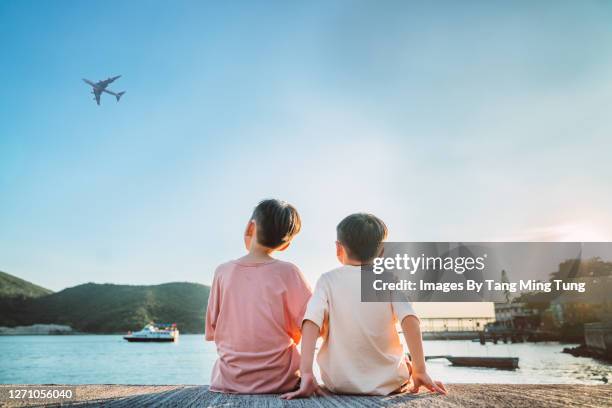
left=0, top=335, right=609, bottom=385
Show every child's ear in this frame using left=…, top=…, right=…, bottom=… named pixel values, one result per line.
left=244, top=220, right=255, bottom=250
left=276, top=242, right=291, bottom=252
left=336, top=241, right=345, bottom=262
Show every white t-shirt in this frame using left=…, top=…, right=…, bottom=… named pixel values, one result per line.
left=303, top=265, right=418, bottom=395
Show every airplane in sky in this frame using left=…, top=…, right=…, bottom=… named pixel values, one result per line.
left=82, top=75, right=125, bottom=105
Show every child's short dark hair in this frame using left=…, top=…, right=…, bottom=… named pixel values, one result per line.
left=251, top=199, right=301, bottom=248
left=337, top=213, right=387, bottom=262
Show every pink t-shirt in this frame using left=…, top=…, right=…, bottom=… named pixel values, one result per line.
left=205, top=259, right=312, bottom=393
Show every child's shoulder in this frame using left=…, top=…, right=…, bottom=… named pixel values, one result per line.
left=320, top=265, right=353, bottom=278
left=216, top=260, right=235, bottom=269
left=271, top=259, right=303, bottom=275
left=214, top=258, right=302, bottom=276
left=212, top=260, right=236, bottom=277
left=276, top=261, right=311, bottom=294
left=315, top=265, right=358, bottom=287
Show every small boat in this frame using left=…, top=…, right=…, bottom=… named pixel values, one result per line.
left=123, top=323, right=179, bottom=343
left=447, top=356, right=518, bottom=369
left=426, top=355, right=519, bottom=369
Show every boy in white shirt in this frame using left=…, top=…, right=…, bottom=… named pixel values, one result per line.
left=281, top=213, right=447, bottom=398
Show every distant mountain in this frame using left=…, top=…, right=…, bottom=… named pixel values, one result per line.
left=0, top=271, right=54, bottom=327
left=0, top=271, right=52, bottom=299
left=0, top=272, right=210, bottom=334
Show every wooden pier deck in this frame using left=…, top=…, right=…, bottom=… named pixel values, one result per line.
left=1, top=384, right=610, bottom=407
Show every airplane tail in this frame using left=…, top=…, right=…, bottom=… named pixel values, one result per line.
left=116, top=91, right=125, bottom=102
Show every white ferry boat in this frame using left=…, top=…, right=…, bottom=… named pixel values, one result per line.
left=123, top=323, right=179, bottom=342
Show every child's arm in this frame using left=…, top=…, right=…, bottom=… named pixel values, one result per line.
left=401, top=316, right=447, bottom=395
left=204, top=271, right=220, bottom=341
left=280, top=320, right=324, bottom=399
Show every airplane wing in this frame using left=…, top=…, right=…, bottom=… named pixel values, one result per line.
left=96, top=75, right=120, bottom=88
left=94, top=88, right=102, bottom=105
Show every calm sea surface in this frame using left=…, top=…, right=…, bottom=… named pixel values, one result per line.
left=0, top=335, right=609, bottom=385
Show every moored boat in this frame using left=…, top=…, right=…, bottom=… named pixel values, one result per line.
left=426, top=355, right=519, bottom=369
left=124, top=323, right=179, bottom=342
left=447, top=356, right=519, bottom=369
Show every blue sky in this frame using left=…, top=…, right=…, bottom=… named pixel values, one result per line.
left=1, top=0, right=612, bottom=302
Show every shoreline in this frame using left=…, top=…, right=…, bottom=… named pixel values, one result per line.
left=1, top=384, right=610, bottom=407
left=0, top=331, right=205, bottom=336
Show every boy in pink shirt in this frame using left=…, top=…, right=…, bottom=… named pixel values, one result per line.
left=205, top=199, right=312, bottom=394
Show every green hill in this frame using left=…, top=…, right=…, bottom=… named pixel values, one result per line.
left=0, top=271, right=52, bottom=299
left=0, top=272, right=210, bottom=334
left=0, top=271, right=54, bottom=327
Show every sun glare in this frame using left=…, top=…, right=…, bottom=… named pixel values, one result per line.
left=552, top=223, right=612, bottom=242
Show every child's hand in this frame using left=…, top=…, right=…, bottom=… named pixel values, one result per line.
left=280, top=373, right=325, bottom=399
left=409, top=371, right=447, bottom=395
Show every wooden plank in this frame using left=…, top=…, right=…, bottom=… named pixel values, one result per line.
left=0, top=384, right=610, bottom=407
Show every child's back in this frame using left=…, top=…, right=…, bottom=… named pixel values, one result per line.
left=282, top=213, right=445, bottom=400
left=205, top=199, right=311, bottom=394
left=305, top=264, right=413, bottom=395
left=206, top=259, right=311, bottom=393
